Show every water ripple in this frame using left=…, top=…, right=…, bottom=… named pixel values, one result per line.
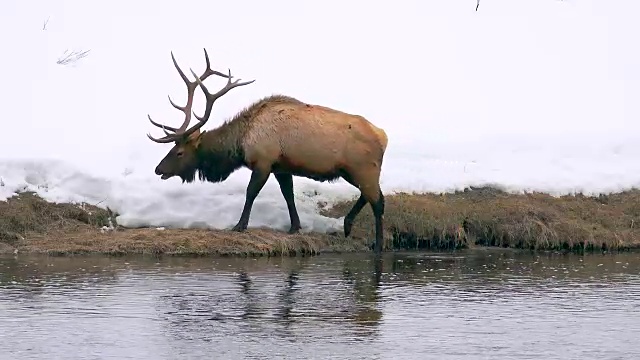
left=1, top=251, right=639, bottom=360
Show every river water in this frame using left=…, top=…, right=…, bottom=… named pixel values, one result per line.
left=1, top=250, right=639, bottom=360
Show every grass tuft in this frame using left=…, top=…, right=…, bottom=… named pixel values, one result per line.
left=0, top=192, right=115, bottom=245
left=323, top=186, right=640, bottom=253
left=1, top=187, right=639, bottom=256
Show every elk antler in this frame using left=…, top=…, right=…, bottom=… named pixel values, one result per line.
left=147, top=48, right=250, bottom=143
left=180, top=67, right=255, bottom=139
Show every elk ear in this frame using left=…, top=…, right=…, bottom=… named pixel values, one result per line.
left=187, top=129, right=203, bottom=148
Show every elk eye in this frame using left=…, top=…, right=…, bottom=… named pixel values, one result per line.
left=176, top=150, right=184, bottom=158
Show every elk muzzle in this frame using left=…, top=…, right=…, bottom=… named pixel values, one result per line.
left=155, top=165, right=172, bottom=180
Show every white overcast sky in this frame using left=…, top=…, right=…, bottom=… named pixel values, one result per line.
left=0, top=0, right=638, bottom=174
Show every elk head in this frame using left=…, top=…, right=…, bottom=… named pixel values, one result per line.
left=147, top=48, right=255, bottom=181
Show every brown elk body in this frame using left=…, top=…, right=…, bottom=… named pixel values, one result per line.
left=147, top=49, right=389, bottom=253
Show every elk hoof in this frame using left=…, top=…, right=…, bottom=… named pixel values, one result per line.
left=232, top=223, right=247, bottom=232
left=287, top=225, right=301, bottom=234
left=344, top=221, right=353, bottom=238
left=367, top=241, right=377, bottom=252
left=369, top=239, right=383, bottom=253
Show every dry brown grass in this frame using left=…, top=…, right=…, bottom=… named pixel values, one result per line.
left=1, top=187, right=639, bottom=256
left=0, top=192, right=113, bottom=245
left=0, top=191, right=368, bottom=256
left=16, top=226, right=373, bottom=257
left=323, top=187, right=640, bottom=252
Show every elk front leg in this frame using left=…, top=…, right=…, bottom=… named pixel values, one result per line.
left=232, top=169, right=270, bottom=232
left=274, top=173, right=302, bottom=234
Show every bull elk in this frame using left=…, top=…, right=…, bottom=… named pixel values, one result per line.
left=146, top=49, right=389, bottom=253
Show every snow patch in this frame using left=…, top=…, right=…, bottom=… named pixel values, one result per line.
left=1, top=0, right=640, bottom=233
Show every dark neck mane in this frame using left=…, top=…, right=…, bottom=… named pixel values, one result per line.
left=181, top=126, right=245, bottom=184
left=194, top=141, right=245, bottom=183
left=179, top=94, right=303, bottom=184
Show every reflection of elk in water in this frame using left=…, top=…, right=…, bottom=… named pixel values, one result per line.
left=157, top=258, right=385, bottom=340
left=273, top=270, right=300, bottom=324
left=145, top=49, right=389, bottom=252
left=237, top=270, right=269, bottom=320
left=234, top=267, right=301, bottom=332
left=235, top=264, right=301, bottom=325
left=341, top=256, right=384, bottom=329
left=240, top=257, right=382, bottom=327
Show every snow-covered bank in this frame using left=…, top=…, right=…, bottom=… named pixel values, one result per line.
left=2, top=134, right=640, bottom=233
left=1, top=0, right=639, bottom=233
left=0, top=159, right=353, bottom=233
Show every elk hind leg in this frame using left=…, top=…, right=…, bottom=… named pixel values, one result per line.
left=367, top=188, right=385, bottom=254
left=343, top=195, right=367, bottom=238
left=232, top=169, right=271, bottom=232
left=274, top=173, right=302, bottom=234
left=341, top=171, right=367, bottom=237
left=345, top=170, right=385, bottom=253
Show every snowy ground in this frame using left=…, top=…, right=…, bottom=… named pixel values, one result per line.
left=1, top=0, right=639, bottom=233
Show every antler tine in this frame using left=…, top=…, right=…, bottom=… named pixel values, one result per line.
left=148, top=113, right=179, bottom=133
left=147, top=48, right=233, bottom=142
left=201, top=48, right=234, bottom=80
left=169, top=51, right=197, bottom=134
left=147, top=131, right=178, bottom=144
left=176, top=67, right=255, bottom=139
left=195, top=68, right=256, bottom=119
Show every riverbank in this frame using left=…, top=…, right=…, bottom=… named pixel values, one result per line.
left=1, top=187, right=639, bottom=256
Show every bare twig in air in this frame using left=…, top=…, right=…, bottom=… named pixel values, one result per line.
left=476, top=0, right=480, bottom=11
left=56, top=49, right=91, bottom=66
left=43, top=16, right=50, bottom=30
